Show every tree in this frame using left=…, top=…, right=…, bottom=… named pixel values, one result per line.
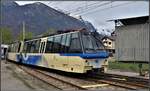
left=0, top=27, right=13, bottom=44
left=42, top=28, right=56, bottom=36
left=17, top=31, right=33, bottom=41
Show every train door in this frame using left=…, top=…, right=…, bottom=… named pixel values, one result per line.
left=39, top=38, right=47, bottom=53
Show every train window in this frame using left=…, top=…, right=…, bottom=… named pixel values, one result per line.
left=30, top=41, right=36, bottom=53
left=26, top=42, right=32, bottom=53
left=65, top=34, right=71, bottom=46
left=64, top=34, right=71, bottom=53
left=92, top=39, right=99, bottom=49
left=68, top=33, right=82, bottom=53
left=35, top=40, right=40, bottom=53
left=45, top=33, right=82, bottom=53
left=60, top=34, right=67, bottom=53
left=23, top=42, right=27, bottom=52
left=23, top=40, right=41, bottom=53
left=39, top=42, right=44, bottom=53
left=61, top=34, right=67, bottom=46
left=82, top=34, right=104, bottom=53
left=45, top=37, right=54, bottom=53
left=30, top=40, right=40, bottom=53
left=41, top=42, right=46, bottom=53
left=52, top=35, right=62, bottom=53
left=82, top=35, right=93, bottom=50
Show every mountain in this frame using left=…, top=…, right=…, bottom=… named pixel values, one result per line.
left=1, top=1, right=96, bottom=38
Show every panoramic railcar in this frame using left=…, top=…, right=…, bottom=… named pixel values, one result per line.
left=7, top=30, right=109, bottom=73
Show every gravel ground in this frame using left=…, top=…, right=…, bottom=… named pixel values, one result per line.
left=1, top=60, right=58, bottom=91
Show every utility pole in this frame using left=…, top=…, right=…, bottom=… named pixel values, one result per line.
left=149, top=1, right=150, bottom=89
left=0, top=28, right=2, bottom=61
left=22, top=21, right=25, bottom=41
left=0, top=0, right=3, bottom=61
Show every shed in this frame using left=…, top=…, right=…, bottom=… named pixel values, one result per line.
left=113, top=16, right=149, bottom=63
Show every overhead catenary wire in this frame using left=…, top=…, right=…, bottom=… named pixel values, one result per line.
left=70, top=1, right=114, bottom=15
left=74, top=1, right=136, bottom=15
left=67, top=1, right=102, bottom=13
left=47, top=1, right=113, bottom=16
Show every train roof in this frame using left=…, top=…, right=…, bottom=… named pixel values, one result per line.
left=24, top=28, right=88, bottom=41
left=9, top=28, right=93, bottom=43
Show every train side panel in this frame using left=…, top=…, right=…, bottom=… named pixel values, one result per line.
left=13, top=53, right=88, bottom=73
left=7, top=53, right=18, bottom=62
left=9, top=52, right=108, bottom=73
left=43, top=54, right=87, bottom=73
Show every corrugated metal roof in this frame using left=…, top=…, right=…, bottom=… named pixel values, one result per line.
left=102, top=36, right=115, bottom=41
left=109, top=16, right=149, bottom=25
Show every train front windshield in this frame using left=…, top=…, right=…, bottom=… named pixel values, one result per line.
left=82, top=33, right=104, bottom=53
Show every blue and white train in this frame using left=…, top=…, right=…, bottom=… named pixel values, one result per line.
left=7, top=29, right=109, bottom=73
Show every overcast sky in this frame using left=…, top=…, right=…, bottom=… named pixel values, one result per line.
left=15, top=1, right=149, bottom=35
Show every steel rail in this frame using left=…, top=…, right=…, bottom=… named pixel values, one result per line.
left=94, top=79, right=138, bottom=90
left=99, top=73, right=149, bottom=83
left=35, top=69, right=87, bottom=90
left=18, top=66, right=63, bottom=90
left=18, top=66, right=87, bottom=90
left=88, top=73, right=149, bottom=89
left=102, top=77, right=149, bottom=88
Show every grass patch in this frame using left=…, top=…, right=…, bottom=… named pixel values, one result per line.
left=108, top=61, right=149, bottom=72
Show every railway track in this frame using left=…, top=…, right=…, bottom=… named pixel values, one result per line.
left=20, top=65, right=149, bottom=90
left=18, top=66, right=87, bottom=90
left=7, top=61, right=149, bottom=90
left=99, top=73, right=148, bottom=83
left=87, top=73, right=149, bottom=90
